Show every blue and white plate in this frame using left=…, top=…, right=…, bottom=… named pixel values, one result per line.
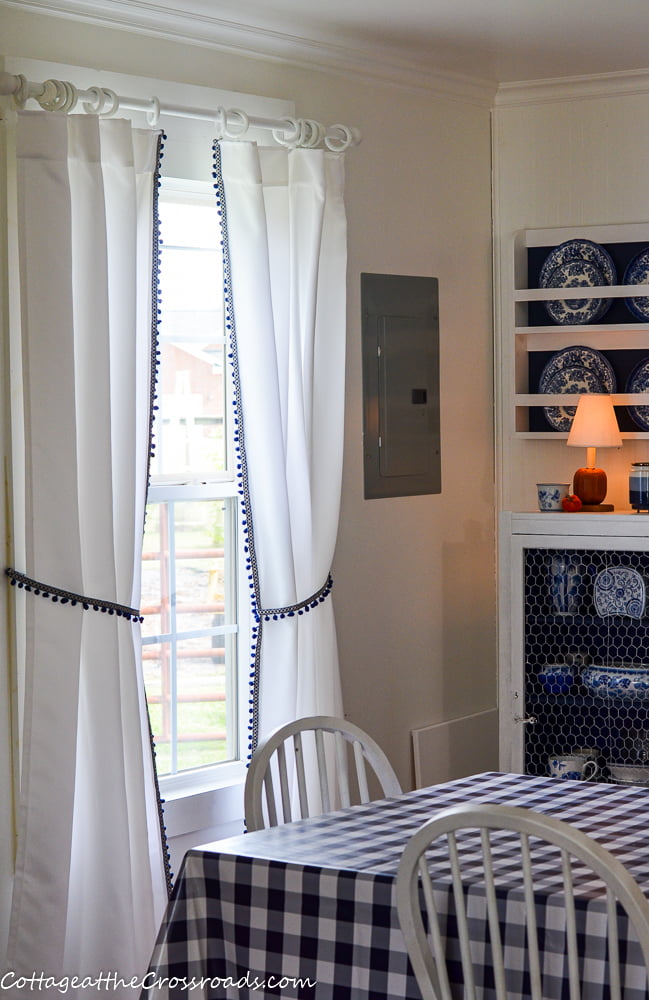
left=541, top=366, right=606, bottom=431
left=543, top=259, right=611, bottom=325
left=539, top=346, right=616, bottom=393
left=594, top=566, right=646, bottom=619
left=624, top=248, right=649, bottom=321
left=625, top=356, right=649, bottom=431
left=539, top=238, right=617, bottom=287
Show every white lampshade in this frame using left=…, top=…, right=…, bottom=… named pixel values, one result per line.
left=567, top=394, right=622, bottom=448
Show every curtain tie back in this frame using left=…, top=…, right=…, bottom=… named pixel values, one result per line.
left=257, top=572, right=334, bottom=623
left=5, top=567, right=143, bottom=622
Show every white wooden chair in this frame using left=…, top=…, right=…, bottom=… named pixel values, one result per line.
left=244, top=714, right=402, bottom=832
left=396, top=802, right=649, bottom=1000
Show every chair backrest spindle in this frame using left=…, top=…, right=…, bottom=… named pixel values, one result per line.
left=276, top=742, right=292, bottom=823
left=520, top=831, right=543, bottom=1000
left=353, top=740, right=370, bottom=802
left=293, top=733, right=309, bottom=817
left=244, top=715, right=401, bottom=832
left=562, top=846, right=581, bottom=1000
left=396, top=803, right=649, bottom=1000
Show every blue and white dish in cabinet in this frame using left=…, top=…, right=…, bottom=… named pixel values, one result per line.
left=539, top=239, right=616, bottom=325
left=538, top=345, right=616, bottom=392
left=625, top=356, right=649, bottom=431
left=623, top=246, right=649, bottom=321
left=593, top=566, right=645, bottom=619
left=543, top=259, right=610, bottom=325
left=538, top=346, right=616, bottom=432
left=541, top=367, right=606, bottom=432
left=539, top=239, right=617, bottom=287
left=581, top=664, right=649, bottom=701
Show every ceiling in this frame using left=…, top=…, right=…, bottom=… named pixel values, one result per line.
left=5, top=0, right=649, bottom=89
left=204, top=0, right=649, bottom=85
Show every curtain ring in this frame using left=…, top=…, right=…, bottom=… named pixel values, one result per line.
left=146, top=97, right=160, bottom=128
left=39, top=79, right=66, bottom=112
left=301, top=119, right=326, bottom=148
left=11, top=74, right=30, bottom=109
left=98, top=88, right=120, bottom=118
left=324, top=124, right=355, bottom=152
left=272, top=117, right=301, bottom=148
left=295, top=119, right=310, bottom=147
left=213, top=106, right=227, bottom=139
left=223, top=108, right=249, bottom=139
left=59, top=81, right=78, bottom=113
left=82, top=86, right=104, bottom=114
left=42, top=79, right=77, bottom=113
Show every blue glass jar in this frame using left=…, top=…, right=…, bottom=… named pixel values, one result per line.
left=629, top=462, right=649, bottom=512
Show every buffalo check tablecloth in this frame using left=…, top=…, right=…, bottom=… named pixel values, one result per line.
left=141, top=771, right=649, bottom=1000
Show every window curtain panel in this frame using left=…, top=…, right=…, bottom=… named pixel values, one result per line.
left=5, top=111, right=167, bottom=995
left=215, top=140, right=347, bottom=750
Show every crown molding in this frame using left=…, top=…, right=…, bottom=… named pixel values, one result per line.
left=0, top=0, right=497, bottom=107
left=496, top=68, right=649, bottom=106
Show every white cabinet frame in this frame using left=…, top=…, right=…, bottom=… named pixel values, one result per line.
left=499, top=510, right=649, bottom=773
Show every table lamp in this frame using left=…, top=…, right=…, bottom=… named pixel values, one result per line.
left=567, top=393, right=622, bottom=510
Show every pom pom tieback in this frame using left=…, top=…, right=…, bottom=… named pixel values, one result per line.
left=5, top=567, right=143, bottom=623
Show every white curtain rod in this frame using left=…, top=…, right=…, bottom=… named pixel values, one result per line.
left=0, top=71, right=360, bottom=151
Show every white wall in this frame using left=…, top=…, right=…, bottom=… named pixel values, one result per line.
left=0, top=2, right=498, bottom=957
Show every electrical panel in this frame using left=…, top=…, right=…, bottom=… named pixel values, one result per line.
left=361, top=273, right=440, bottom=499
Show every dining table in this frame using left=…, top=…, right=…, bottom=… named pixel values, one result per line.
left=141, top=770, right=649, bottom=999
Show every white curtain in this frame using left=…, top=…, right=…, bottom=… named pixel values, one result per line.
left=5, top=110, right=167, bottom=995
left=216, top=140, right=347, bottom=747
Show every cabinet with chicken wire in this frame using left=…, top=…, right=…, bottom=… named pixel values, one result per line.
left=499, top=511, right=649, bottom=784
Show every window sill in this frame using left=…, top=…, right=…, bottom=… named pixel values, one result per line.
left=161, top=763, right=246, bottom=842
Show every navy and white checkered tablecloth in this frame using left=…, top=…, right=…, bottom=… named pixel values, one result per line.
left=142, top=772, right=649, bottom=1000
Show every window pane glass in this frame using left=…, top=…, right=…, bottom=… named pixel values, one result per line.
left=152, top=197, right=226, bottom=479
left=176, top=639, right=228, bottom=772
left=174, top=499, right=227, bottom=634
left=142, top=497, right=237, bottom=777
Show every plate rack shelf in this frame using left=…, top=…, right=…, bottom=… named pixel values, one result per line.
left=513, top=222, right=649, bottom=438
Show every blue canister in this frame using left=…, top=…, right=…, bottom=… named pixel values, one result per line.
left=629, top=462, right=649, bottom=512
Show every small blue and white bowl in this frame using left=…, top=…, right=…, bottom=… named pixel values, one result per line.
left=581, top=664, right=649, bottom=701
left=537, top=483, right=571, bottom=512
left=538, top=664, right=574, bottom=694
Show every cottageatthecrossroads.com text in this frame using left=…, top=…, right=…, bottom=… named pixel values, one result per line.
left=1, top=972, right=317, bottom=993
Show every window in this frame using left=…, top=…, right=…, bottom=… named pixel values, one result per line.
left=141, top=178, right=248, bottom=793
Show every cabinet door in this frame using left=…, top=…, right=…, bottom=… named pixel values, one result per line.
left=501, top=529, right=649, bottom=782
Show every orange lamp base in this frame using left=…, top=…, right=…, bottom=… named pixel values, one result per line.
left=573, top=466, right=607, bottom=506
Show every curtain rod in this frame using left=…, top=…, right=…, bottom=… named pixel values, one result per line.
left=0, top=71, right=360, bottom=151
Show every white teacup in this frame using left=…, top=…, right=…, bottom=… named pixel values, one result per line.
left=537, top=483, right=571, bottom=512
left=548, top=753, right=599, bottom=781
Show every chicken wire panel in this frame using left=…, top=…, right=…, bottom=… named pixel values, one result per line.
left=524, top=546, right=649, bottom=782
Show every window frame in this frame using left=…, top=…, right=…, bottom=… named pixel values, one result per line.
left=145, top=178, right=252, bottom=799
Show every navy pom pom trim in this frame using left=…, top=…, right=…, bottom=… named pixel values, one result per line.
left=5, top=567, right=143, bottom=622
